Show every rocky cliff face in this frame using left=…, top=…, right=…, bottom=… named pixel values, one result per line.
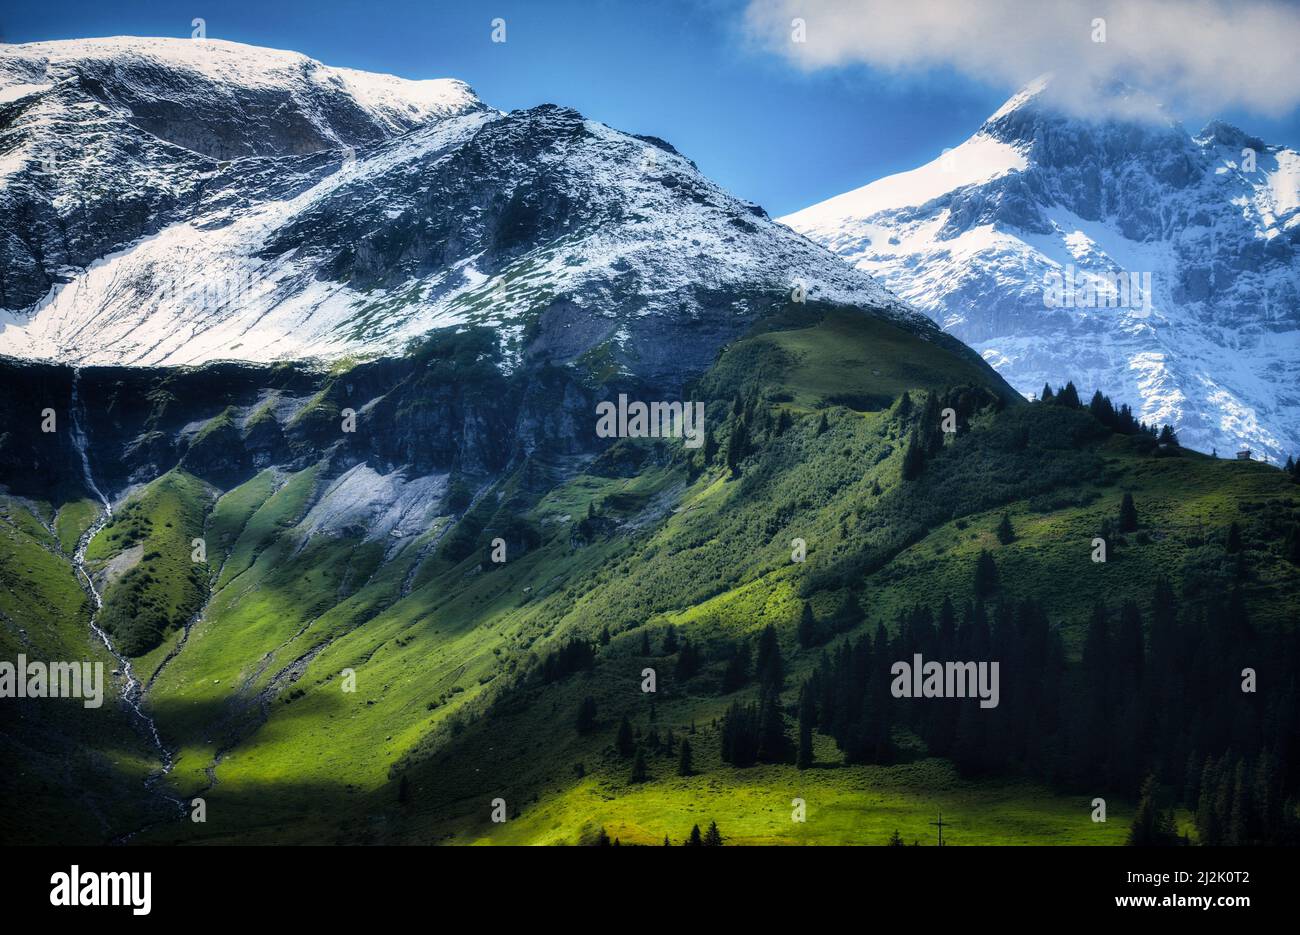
left=784, top=78, right=1300, bottom=463
left=0, top=37, right=922, bottom=391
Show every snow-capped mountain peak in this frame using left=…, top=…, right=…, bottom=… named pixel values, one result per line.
left=783, top=78, right=1300, bottom=463
left=0, top=37, right=483, bottom=157
left=0, top=38, right=932, bottom=391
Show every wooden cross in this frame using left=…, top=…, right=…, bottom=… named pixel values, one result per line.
left=929, top=811, right=950, bottom=847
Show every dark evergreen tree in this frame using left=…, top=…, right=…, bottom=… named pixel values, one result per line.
left=973, top=549, right=1000, bottom=598
left=615, top=714, right=635, bottom=757
left=996, top=513, right=1016, bottom=544
left=662, top=626, right=679, bottom=654
left=901, top=429, right=925, bottom=481
left=686, top=824, right=702, bottom=847
left=1128, top=775, right=1179, bottom=846
left=755, top=624, right=784, bottom=693
left=703, top=821, right=723, bottom=846
left=756, top=688, right=791, bottom=764
left=796, top=685, right=815, bottom=770
left=702, top=428, right=718, bottom=466
left=677, top=737, right=693, bottom=776
left=720, top=701, right=760, bottom=766
left=629, top=745, right=648, bottom=783
left=725, top=417, right=749, bottom=476
left=1056, top=381, right=1081, bottom=408
left=1119, top=492, right=1139, bottom=532
left=675, top=639, right=701, bottom=679
left=797, top=601, right=819, bottom=648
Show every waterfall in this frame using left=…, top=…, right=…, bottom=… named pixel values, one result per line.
left=68, top=369, right=184, bottom=820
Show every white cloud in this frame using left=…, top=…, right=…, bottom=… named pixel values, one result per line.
left=745, top=0, right=1300, bottom=118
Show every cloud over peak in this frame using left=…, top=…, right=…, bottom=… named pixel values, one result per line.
left=744, top=0, right=1300, bottom=119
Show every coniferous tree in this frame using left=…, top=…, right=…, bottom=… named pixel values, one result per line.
left=629, top=745, right=648, bottom=783
left=1089, top=390, right=1116, bottom=428
left=755, top=625, right=784, bottom=693
left=720, top=701, right=758, bottom=766
left=973, top=550, right=1000, bottom=599
left=887, top=829, right=905, bottom=847
left=756, top=688, right=791, bottom=764
left=675, top=639, right=701, bottom=679
left=677, top=737, right=694, bottom=776
left=1119, top=492, right=1139, bottom=532
left=616, top=715, right=635, bottom=757
left=797, top=601, right=819, bottom=648
left=703, top=821, right=723, bottom=846
left=796, top=685, right=815, bottom=770
left=1157, top=424, right=1180, bottom=448
left=901, top=429, right=925, bottom=481
left=687, top=824, right=703, bottom=847
left=725, top=417, right=749, bottom=476
left=1040, top=383, right=1055, bottom=403
left=662, top=626, right=679, bottom=654
left=1056, top=381, right=1081, bottom=408
left=996, top=513, right=1016, bottom=545
left=1128, top=775, right=1178, bottom=846
left=639, top=629, right=652, bottom=655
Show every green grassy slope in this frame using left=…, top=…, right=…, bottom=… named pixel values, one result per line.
left=7, top=306, right=1296, bottom=845
left=86, top=470, right=215, bottom=657
left=0, top=495, right=173, bottom=843
left=121, top=307, right=1300, bottom=845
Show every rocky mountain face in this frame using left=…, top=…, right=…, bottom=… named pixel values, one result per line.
left=783, top=78, right=1300, bottom=463
left=0, top=36, right=926, bottom=390
left=0, top=38, right=482, bottom=313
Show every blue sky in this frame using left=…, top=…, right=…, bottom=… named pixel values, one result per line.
left=5, top=0, right=1299, bottom=216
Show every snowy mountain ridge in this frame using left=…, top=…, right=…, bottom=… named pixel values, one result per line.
left=0, top=37, right=484, bottom=156
left=0, top=37, right=919, bottom=387
left=783, top=78, right=1300, bottom=462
